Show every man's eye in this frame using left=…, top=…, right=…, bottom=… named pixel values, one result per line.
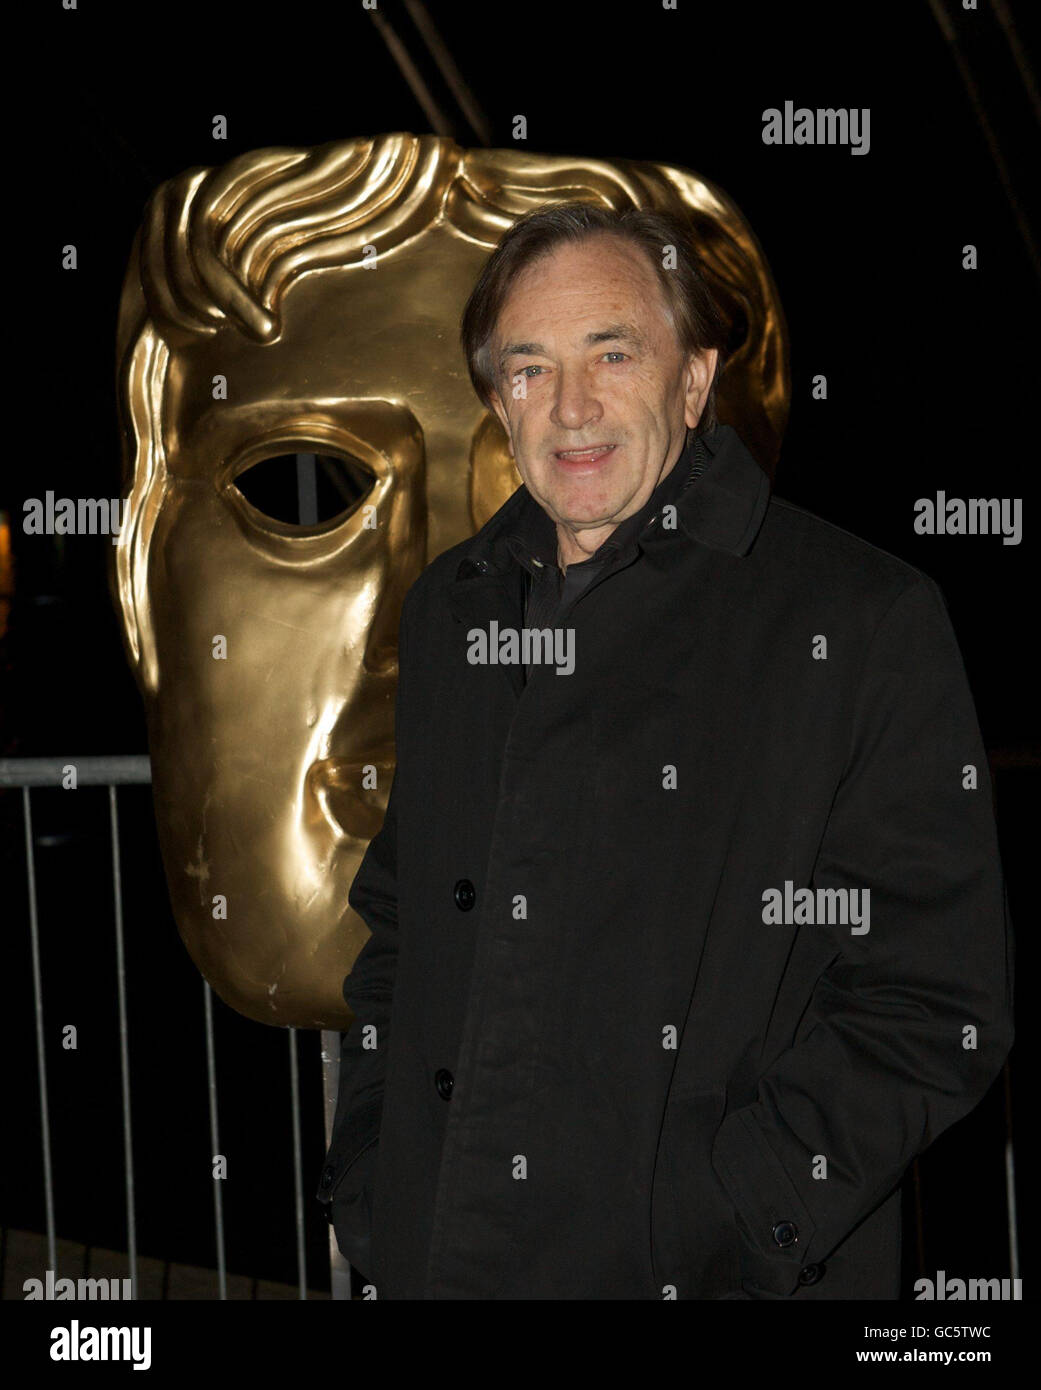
left=603, top=352, right=628, bottom=363
left=520, top=365, right=545, bottom=378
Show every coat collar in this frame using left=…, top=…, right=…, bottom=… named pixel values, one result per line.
left=504, top=426, right=699, bottom=577
left=451, top=423, right=772, bottom=584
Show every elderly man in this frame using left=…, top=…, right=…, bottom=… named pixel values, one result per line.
left=317, top=202, right=1013, bottom=1299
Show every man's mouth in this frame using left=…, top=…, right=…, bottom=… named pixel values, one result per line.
left=553, top=444, right=617, bottom=466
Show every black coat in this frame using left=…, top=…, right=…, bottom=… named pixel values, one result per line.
left=316, top=423, right=1014, bottom=1299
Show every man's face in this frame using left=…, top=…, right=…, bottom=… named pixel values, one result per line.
left=488, top=234, right=718, bottom=561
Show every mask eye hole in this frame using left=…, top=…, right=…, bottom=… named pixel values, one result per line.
left=230, top=451, right=376, bottom=526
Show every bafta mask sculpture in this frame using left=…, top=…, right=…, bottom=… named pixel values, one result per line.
left=110, top=132, right=790, bottom=1029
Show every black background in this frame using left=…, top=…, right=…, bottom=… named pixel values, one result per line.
left=1, top=0, right=1036, bottom=1303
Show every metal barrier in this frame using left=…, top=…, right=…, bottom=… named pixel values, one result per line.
left=0, top=755, right=350, bottom=1300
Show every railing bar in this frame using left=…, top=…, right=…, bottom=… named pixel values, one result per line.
left=108, top=785, right=138, bottom=1298
left=295, top=454, right=318, bottom=529
left=203, top=981, right=227, bottom=1300
left=288, top=1028, right=307, bottom=1299
left=321, top=1029, right=352, bottom=1300
left=1004, top=1061, right=1019, bottom=1280
left=23, top=786, right=57, bottom=1275
left=0, top=756, right=152, bottom=787
left=1006, top=1140, right=1020, bottom=1280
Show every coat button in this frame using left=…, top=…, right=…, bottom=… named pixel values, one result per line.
left=453, top=879, right=476, bottom=911
left=798, top=1262, right=825, bottom=1286
left=772, top=1221, right=799, bottom=1248
left=320, top=1164, right=335, bottom=1189
left=435, top=1068, right=454, bottom=1100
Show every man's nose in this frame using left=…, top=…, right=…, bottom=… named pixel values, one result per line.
left=550, top=365, right=603, bottom=432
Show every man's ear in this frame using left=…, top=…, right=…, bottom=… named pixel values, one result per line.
left=684, top=347, right=719, bottom=431
left=486, top=386, right=514, bottom=457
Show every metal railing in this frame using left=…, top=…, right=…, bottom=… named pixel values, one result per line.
left=0, top=755, right=350, bottom=1300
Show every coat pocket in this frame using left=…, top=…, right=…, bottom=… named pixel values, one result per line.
left=651, top=1086, right=742, bottom=1299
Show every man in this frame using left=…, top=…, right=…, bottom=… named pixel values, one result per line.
left=316, top=202, right=1014, bottom=1299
